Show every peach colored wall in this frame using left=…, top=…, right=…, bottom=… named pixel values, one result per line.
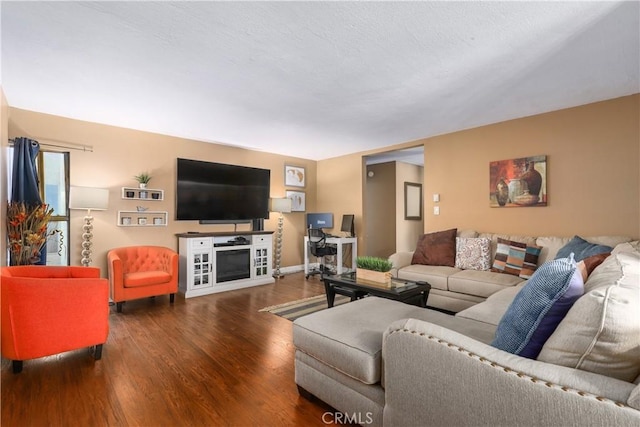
left=1, top=88, right=8, bottom=266
left=396, top=162, right=423, bottom=252
left=7, top=108, right=316, bottom=276
left=5, top=94, right=638, bottom=273
left=315, top=152, right=364, bottom=240
left=422, top=95, right=639, bottom=238
left=365, top=162, right=396, bottom=257
left=319, top=95, right=639, bottom=248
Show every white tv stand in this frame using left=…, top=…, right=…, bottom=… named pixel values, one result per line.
left=176, top=231, right=274, bottom=298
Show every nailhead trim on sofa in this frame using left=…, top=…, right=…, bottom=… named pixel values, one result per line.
left=387, top=327, right=629, bottom=408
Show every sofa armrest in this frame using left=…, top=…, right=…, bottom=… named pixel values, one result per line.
left=382, top=318, right=640, bottom=426
left=388, top=251, right=414, bottom=274
left=107, top=250, right=124, bottom=301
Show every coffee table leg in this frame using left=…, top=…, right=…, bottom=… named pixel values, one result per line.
left=420, top=291, right=427, bottom=308
left=323, top=279, right=336, bottom=308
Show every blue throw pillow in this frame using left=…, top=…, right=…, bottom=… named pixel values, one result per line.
left=492, top=255, right=584, bottom=359
left=555, top=236, right=612, bottom=262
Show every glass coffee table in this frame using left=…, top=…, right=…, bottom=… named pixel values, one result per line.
left=322, top=272, right=431, bottom=308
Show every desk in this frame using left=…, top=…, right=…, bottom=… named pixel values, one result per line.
left=304, top=236, right=357, bottom=276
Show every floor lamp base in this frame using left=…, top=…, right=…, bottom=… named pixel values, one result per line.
left=80, top=215, right=94, bottom=267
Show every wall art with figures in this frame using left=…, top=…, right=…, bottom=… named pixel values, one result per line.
left=490, top=155, right=547, bottom=207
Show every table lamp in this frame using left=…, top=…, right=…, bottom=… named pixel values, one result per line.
left=69, top=186, right=109, bottom=267
left=270, top=197, right=292, bottom=278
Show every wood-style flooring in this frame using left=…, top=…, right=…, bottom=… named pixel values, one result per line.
left=1, top=272, right=336, bottom=427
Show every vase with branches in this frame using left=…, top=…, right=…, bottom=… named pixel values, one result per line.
left=6, top=202, right=55, bottom=265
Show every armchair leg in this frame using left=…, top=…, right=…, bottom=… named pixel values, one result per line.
left=12, top=360, right=23, bottom=374
left=116, top=302, right=123, bottom=313
left=170, top=293, right=175, bottom=304
left=93, top=344, right=103, bottom=360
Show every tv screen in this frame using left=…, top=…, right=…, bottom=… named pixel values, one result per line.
left=176, top=158, right=270, bottom=222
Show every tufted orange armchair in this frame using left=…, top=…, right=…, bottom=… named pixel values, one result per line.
left=1, top=266, right=109, bottom=373
left=107, top=246, right=179, bottom=313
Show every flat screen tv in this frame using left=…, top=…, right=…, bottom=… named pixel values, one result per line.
left=176, top=158, right=270, bottom=223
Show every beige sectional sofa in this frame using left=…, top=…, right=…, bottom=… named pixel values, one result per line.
left=293, top=239, right=640, bottom=426
left=389, top=231, right=632, bottom=312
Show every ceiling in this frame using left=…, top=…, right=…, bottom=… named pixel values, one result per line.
left=1, top=1, right=638, bottom=161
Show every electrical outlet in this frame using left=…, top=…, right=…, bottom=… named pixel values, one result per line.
left=433, top=206, right=440, bottom=215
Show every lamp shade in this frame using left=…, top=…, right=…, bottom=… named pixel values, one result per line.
left=69, top=186, right=109, bottom=211
left=269, top=197, right=292, bottom=213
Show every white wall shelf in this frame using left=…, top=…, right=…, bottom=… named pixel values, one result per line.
left=118, top=210, right=168, bottom=227
left=121, top=187, right=164, bottom=201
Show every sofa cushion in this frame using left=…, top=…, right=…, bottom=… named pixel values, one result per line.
left=456, top=284, right=525, bottom=326
left=448, top=269, right=524, bottom=298
left=455, top=237, right=491, bottom=271
left=492, top=256, right=583, bottom=359
left=396, top=265, right=459, bottom=291
left=124, top=271, right=172, bottom=287
left=491, top=238, right=542, bottom=279
left=555, top=235, right=613, bottom=262
left=538, top=250, right=640, bottom=382
left=411, top=228, right=457, bottom=267
left=293, top=297, right=454, bottom=384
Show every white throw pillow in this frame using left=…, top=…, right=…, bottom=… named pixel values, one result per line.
left=455, top=237, right=491, bottom=271
left=537, top=250, right=640, bottom=382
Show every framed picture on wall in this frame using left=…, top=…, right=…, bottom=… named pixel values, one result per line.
left=285, top=165, right=305, bottom=188
left=286, top=190, right=306, bottom=212
left=404, top=182, right=422, bottom=220
left=490, top=155, right=547, bottom=207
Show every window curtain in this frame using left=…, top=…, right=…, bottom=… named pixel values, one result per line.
left=10, top=137, right=46, bottom=264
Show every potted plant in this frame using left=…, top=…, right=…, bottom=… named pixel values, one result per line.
left=134, top=172, right=152, bottom=189
left=356, top=256, right=393, bottom=285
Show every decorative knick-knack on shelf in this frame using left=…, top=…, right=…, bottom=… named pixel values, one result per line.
left=134, top=172, right=151, bottom=189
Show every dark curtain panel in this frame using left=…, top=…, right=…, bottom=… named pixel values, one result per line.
left=10, top=137, right=46, bottom=264
left=11, top=137, right=42, bottom=204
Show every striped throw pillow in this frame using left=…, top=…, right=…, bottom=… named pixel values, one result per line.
left=492, top=238, right=542, bottom=279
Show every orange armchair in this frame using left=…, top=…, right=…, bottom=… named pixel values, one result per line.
left=1, top=266, right=109, bottom=373
left=107, top=246, right=178, bottom=313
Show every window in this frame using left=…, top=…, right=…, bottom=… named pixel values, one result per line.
left=7, top=146, right=71, bottom=265
left=38, top=151, right=71, bottom=266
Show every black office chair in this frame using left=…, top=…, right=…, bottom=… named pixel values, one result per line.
left=307, top=228, right=366, bottom=302
left=306, top=228, right=338, bottom=279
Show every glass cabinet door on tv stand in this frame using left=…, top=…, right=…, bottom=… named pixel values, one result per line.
left=191, top=250, right=213, bottom=289
left=252, top=234, right=273, bottom=279
left=181, top=238, right=214, bottom=292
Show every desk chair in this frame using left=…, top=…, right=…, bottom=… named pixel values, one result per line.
left=306, top=228, right=338, bottom=279
left=306, top=229, right=367, bottom=302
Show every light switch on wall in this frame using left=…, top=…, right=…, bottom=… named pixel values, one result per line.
left=433, top=193, right=440, bottom=202
left=433, top=206, right=440, bottom=215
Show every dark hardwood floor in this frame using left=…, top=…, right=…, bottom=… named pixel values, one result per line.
left=1, top=272, right=335, bottom=426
